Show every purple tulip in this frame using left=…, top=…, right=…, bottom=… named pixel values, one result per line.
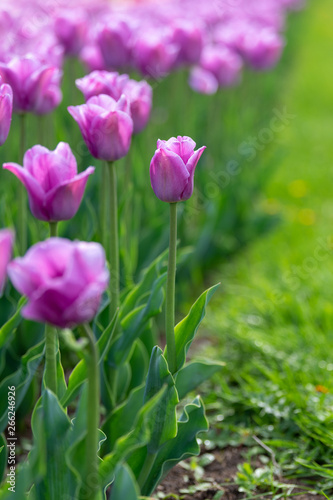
left=189, top=67, right=218, bottom=95
left=241, top=29, right=284, bottom=70
left=68, top=94, right=133, bottom=162
left=200, top=45, right=243, bottom=87
left=122, top=79, right=152, bottom=134
left=0, top=56, right=62, bottom=115
left=76, top=71, right=152, bottom=134
left=75, top=71, right=128, bottom=101
left=3, top=143, right=94, bottom=222
left=150, top=136, right=206, bottom=203
left=0, top=229, right=14, bottom=297
left=132, top=31, right=178, bottom=79
left=8, top=238, right=109, bottom=328
left=171, top=20, right=204, bottom=66
left=0, top=77, right=13, bottom=146
left=54, top=9, right=88, bottom=57
left=97, top=19, right=132, bottom=70
left=80, top=44, right=105, bottom=72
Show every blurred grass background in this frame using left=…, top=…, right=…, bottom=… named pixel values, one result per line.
left=197, top=0, right=333, bottom=495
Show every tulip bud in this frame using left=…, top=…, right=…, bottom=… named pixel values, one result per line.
left=68, top=94, right=133, bottom=162
left=150, top=136, right=206, bottom=203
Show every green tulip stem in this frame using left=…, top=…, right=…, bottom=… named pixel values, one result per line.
left=108, top=161, right=119, bottom=323
left=166, top=202, right=178, bottom=375
left=101, top=162, right=109, bottom=252
left=19, top=113, right=27, bottom=254
left=49, top=222, right=58, bottom=238
left=138, top=451, right=157, bottom=491
left=81, top=323, right=100, bottom=499
left=44, top=324, right=58, bottom=395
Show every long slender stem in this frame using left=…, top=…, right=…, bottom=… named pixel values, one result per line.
left=19, top=114, right=27, bottom=254
left=49, top=222, right=58, bottom=238
left=108, top=161, right=119, bottom=323
left=165, top=202, right=178, bottom=374
left=101, top=163, right=109, bottom=252
left=137, top=451, right=157, bottom=491
left=81, top=323, right=100, bottom=499
left=44, top=324, right=58, bottom=394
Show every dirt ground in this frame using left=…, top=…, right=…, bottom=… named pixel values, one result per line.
left=154, top=447, right=325, bottom=500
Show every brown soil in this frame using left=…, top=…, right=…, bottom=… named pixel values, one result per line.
left=153, top=447, right=325, bottom=500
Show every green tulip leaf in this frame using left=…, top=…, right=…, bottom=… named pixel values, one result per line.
left=108, top=274, right=166, bottom=368
left=61, top=311, right=118, bottom=407
left=0, top=297, right=26, bottom=349
left=0, top=340, right=44, bottom=433
left=31, top=390, right=73, bottom=500
left=109, top=464, right=140, bottom=500
left=121, top=250, right=168, bottom=318
left=140, top=397, right=209, bottom=496
left=165, top=284, right=220, bottom=371
left=102, top=385, right=145, bottom=454
left=144, top=347, right=179, bottom=453
left=175, top=360, right=225, bottom=400
left=99, top=386, right=166, bottom=491
left=128, top=339, right=149, bottom=394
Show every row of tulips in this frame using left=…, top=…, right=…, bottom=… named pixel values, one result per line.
left=0, top=1, right=303, bottom=498
left=0, top=0, right=303, bottom=98
left=1, top=72, right=222, bottom=497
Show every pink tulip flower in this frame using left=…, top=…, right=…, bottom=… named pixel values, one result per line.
left=150, top=136, right=206, bottom=203
left=68, top=94, right=133, bottom=161
left=54, top=9, right=88, bottom=57
left=96, top=19, right=132, bottom=70
left=3, top=143, right=94, bottom=222
left=8, top=238, right=109, bottom=328
left=0, top=56, right=62, bottom=115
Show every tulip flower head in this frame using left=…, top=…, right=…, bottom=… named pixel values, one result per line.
left=68, top=94, right=133, bottom=161
left=0, top=56, right=62, bottom=115
left=76, top=71, right=152, bottom=134
left=97, top=19, right=132, bottom=70
left=189, top=67, right=218, bottom=95
left=0, top=77, right=13, bottom=146
left=150, top=136, right=206, bottom=203
left=3, top=143, right=94, bottom=222
left=0, top=229, right=14, bottom=296
left=54, top=9, right=88, bottom=57
left=8, top=238, right=109, bottom=328
left=75, top=70, right=128, bottom=101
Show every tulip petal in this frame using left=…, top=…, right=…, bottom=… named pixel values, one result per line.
left=63, top=280, right=109, bottom=327
left=7, top=238, right=73, bottom=297
left=150, top=148, right=190, bottom=203
left=90, top=110, right=133, bottom=161
left=181, top=146, right=206, bottom=201
left=3, top=162, right=49, bottom=220
left=44, top=166, right=95, bottom=221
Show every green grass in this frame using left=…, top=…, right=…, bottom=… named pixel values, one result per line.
left=200, top=0, right=333, bottom=497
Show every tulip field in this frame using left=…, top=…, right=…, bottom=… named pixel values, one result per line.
left=1, top=0, right=333, bottom=498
